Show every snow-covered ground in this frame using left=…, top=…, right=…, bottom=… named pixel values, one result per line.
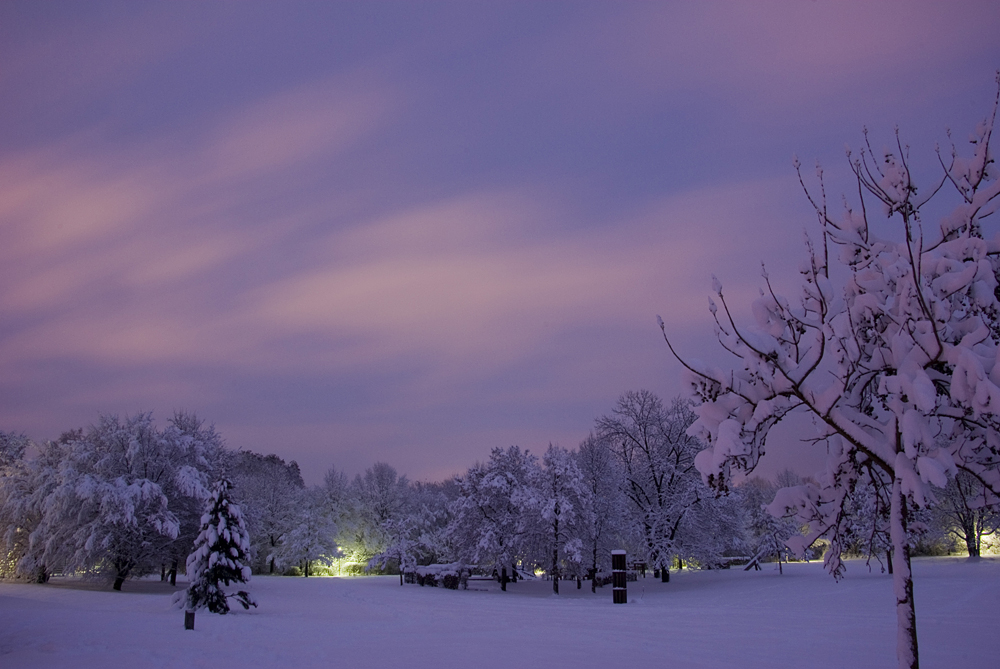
left=1, top=557, right=996, bottom=668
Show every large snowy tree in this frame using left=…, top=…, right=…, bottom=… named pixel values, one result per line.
left=156, top=412, right=224, bottom=584
left=369, top=480, right=456, bottom=582
left=663, top=81, right=1000, bottom=669
left=27, top=414, right=183, bottom=590
left=932, top=469, right=999, bottom=557
left=227, top=451, right=305, bottom=573
left=576, top=434, right=628, bottom=591
left=595, top=392, right=725, bottom=578
left=0, top=432, right=35, bottom=578
left=523, top=444, right=588, bottom=594
left=349, top=462, right=411, bottom=562
left=448, top=446, right=535, bottom=590
left=8, top=413, right=220, bottom=589
left=271, top=487, right=339, bottom=576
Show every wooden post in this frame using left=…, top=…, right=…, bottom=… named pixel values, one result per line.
left=184, top=610, right=195, bottom=630
left=612, top=550, right=627, bottom=604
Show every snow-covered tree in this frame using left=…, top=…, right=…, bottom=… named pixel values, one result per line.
left=156, top=412, right=223, bottom=584
left=663, top=81, right=1000, bottom=669
left=0, top=431, right=28, bottom=469
left=28, top=414, right=182, bottom=590
left=406, top=479, right=459, bottom=565
left=576, top=434, right=628, bottom=591
left=523, top=444, right=588, bottom=594
left=350, top=462, right=411, bottom=562
left=370, top=516, right=422, bottom=585
left=228, top=451, right=305, bottom=573
left=933, top=469, right=999, bottom=557
left=596, top=392, right=717, bottom=578
left=184, top=478, right=256, bottom=614
left=738, top=477, right=798, bottom=573
left=674, top=481, right=745, bottom=569
left=8, top=413, right=220, bottom=589
left=841, top=468, right=899, bottom=570
left=0, top=432, right=34, bottom=578
left=448, top=446, right=535, bottom=590
left=370, top=479, right=456, bottom=582
left=2, top=434, right=73, bottom=582
left=271, top=487, right=339, bottom=576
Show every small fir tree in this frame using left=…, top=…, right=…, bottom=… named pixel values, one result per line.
left=184, top=478, right=257, bottom=614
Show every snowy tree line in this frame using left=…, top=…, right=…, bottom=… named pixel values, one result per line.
left=3, top=393, right=991, bottom=592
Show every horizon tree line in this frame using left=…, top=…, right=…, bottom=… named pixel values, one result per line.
left=1, top=391, right=991, bottom=591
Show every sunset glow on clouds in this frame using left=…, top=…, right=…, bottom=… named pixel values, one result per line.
left=2, top=1, right=999, bottom=482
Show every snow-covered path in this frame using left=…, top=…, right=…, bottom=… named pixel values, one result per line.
left=1, top=557, right=996, bottom=668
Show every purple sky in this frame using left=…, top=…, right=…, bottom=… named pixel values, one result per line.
left=2, top=1, right=999, bottom=485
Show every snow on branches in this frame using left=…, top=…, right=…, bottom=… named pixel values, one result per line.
left=183, top=478, right=256, bottom=614
left=662, top=78, right=1000, bottom=669
left=18, top=412, right=222, bottom=589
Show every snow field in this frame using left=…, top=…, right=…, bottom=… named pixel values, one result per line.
left=0, top=557, right=996, bottom=669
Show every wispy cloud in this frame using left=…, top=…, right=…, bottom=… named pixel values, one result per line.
left=2, top=2, right=996, bottom=481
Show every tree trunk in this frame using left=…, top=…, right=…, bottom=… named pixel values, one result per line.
left=965, top=531, right=980, bottom=558
left=113, top=563, right=130, bottom=591
left=886, top=549, right=894, bottom=575
left=552, top=513, right=560, bottom=595
left=552, top=546, right=560, bottom=595
left=661, top=568, right=669, bottom=583
left=500, top=566, right=508, bottom=591
left=169, top=560, right=178, bottom=586
left=591, top=546, right=598, bottom=593
left=890, top=477, right=919, bottom=669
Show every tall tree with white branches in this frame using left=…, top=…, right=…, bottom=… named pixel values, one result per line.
left=595, top=391, right=711, bottom=579
left=448, top=446, right=535, bottom=591
left=523, top=444, right=589, bottom=594
left=662, top=79, right=1000, bottom=669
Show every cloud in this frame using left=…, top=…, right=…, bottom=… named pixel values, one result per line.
left=0, top=72, right=398, bottom=376
left=522, top=1, right=1000, bottom=116
left=5, top=2, right=990, bottom=482
left=202, top=73, right=396, bottom=183
left=0, top=4, right=190, bottom=117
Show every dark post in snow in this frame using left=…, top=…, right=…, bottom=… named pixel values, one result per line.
left=184, top=610, right=195, bottom=630
left=612, top=550, right=627, bottom=604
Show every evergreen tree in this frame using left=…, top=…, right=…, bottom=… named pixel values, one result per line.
left=184, top=478, right=257, bottom=614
